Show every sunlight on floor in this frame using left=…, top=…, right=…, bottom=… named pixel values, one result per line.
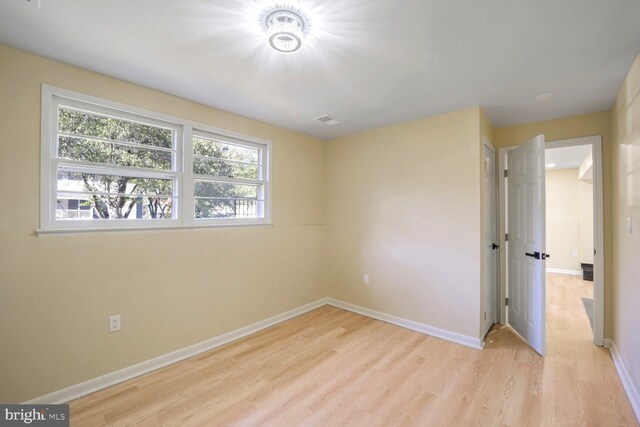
left=546, top=272, right=594, bottom=353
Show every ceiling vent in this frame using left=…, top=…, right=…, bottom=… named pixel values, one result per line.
left=316, top=115, right=340, bottom=125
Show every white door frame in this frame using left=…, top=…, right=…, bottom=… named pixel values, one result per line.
left=498, top=135, right=605, bottom=346
left=483, top=137, right=500, bottom=335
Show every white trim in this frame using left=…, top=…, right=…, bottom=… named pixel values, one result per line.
left=609, top=340, right=640, bottom=422
left=326, top=298, right=485, bottom=350
left=484, top=139, right=496, bottom=152
left=482, top=137, right=500, bottom=336
left=546, top=268, right=582, bottom=276
left=24, top=297, right=484, bottom=404
left=24, top=298, right=330, bottom=404
left=497, top=145, right=513, bottom=325
left=36, top=222, right=274, bottom=236
left=40, top=85, right=55, bottom=231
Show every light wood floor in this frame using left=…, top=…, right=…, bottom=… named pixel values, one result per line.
left=70, top=273, right=638, bottom=426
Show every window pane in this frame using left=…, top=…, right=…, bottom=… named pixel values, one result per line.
left=58, top=137, right=172, bottom=170
left=194, top=180, right=261, bottom=219
left=195, top=199, right=263, bottom=219
left=57, top=170, right=174, bottom=220
left=58, top=107, right=173, bottom=149
left=193, top=157, right=259, bottom=179
left=56, top=196, right=173, bottom=220
left=194, top=181, right=257, bottom=199
left=193, top=136, right=259, bottom=164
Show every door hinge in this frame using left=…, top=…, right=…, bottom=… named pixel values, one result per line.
left=505, top=233, right=509, bottom=242
left=505, top=297, right=509, bottom=306
left=484, top=312, right=487, bottom=321
left=504, top=169, right=508, bottom=178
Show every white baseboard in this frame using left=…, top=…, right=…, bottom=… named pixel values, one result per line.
left=24, top=298, right=330, bottom=405
left=24, top=296, right=484, bottom=404
left=326, top=298, right=484, bottom=350
left=546, top=268, right=582, bottom=276
left=609, top=340, right=640, bottom=422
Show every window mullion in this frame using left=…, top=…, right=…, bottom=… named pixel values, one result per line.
left=192, top=174, right=265, bottom=186
left=182, top=126, right=195, bottom=226
left=55, top=160, right=179, bottom=180
left=192, top=130, right=265, bottom=151
left=191, top=153, right=260, bottom=167
left=57, top=132, right=176, bottom=153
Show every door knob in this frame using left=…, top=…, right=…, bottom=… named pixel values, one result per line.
left=492, top=243, right=500, bottom=250
left=525, top=251, right=541, bottom=260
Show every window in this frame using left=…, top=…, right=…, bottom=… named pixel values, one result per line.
left=192, top=132, right=266, bottom=220
left=40, top=86, right=271, bottom=232
left=53, top=102, right=179, bottom=225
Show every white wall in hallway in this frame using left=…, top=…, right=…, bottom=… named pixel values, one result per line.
left=546, top=168, right=593, bottom=271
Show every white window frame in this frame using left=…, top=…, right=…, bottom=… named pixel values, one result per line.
left=190, top=130, right=268, bottom=224
left=39, top=85, right=272, bottom=234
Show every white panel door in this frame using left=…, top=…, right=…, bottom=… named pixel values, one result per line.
left=507, top=135, right=547, bottom=355
left=483, top=143, right=498, bottom=336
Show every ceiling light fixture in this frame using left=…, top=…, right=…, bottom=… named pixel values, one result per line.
left=546, top=163, right=557, bottom=168
left=262, top=5, right=309, bottom=53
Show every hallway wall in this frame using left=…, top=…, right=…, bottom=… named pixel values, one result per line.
left=611, top=52, right=640, bottom=418
left=545, top=168, right=594, bottom=272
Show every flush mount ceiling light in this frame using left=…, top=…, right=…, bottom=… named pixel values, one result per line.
left=261, top=5, right=309, bottom=53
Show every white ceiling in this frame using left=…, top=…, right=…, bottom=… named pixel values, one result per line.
left=1, top=0, right=639, bottom=140
left=545, top=145, right=592, bottom=169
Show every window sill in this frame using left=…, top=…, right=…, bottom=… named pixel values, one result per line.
left=36, top=222, right=274, bottom=236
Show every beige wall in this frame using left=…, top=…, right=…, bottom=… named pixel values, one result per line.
left=611, top=53, right=640, bottom=403
left=545, top=169, right=593, bottom=271
left=326, top=108, right=483, bottom=339
left=0, top=45, right=327, bottom=402
left=546, top=169, right=580, bottom=271
left=494, top=110, right=613, bottom=336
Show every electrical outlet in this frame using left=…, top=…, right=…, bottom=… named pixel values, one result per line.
left=572, top=250, right=578, bottom=257
left=627, top=218, right=633, bottom=234
left=363, top=274, right=369, bottom=284
left=109, top=314, right=121, bottom=332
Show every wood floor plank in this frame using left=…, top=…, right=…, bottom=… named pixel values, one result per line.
left=69, top=274, right=639, bottom=426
